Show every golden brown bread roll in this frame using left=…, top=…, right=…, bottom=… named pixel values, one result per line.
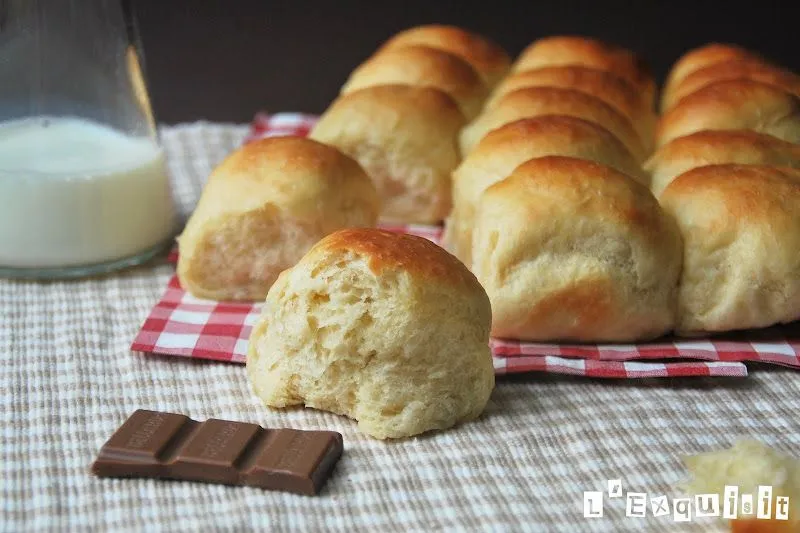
left=665, top=59, right=800, bottom=110
left=341, top=45, right=488, bottom=119
left=176, top=137, right=380, bottom=301
left=661, top=43, right=765, bottom=111
left=511, top=35, right=655, bottom=106
left=443, top=116, right=645, bottom=265
left=247, top=228, right=494, bottom=439
left=460, top=86, right=647, bottom=160
left=646, top=130, right=800, bottom=197
left=376, top=24, right=511, bottom=87
left=309, top=85, right=465, bottom=224
left=471, top=156, right=682, bottom=342
left=655, top=80, right=800, bottom=147
left=660, top=165, right=800, bottom=335
left=485, top=65, right=656, bottom=143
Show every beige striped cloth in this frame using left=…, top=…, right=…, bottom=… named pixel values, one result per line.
left=2, top=122, right=798, bottom=533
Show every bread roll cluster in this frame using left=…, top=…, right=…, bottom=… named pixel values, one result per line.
left=461, top=36, right=655, bottom=158
left=310, top=25, right=510, bottom=224
left=232, top=30, right=800, bottom=437
left=445, top=36, right=686, bottom=342
left=649, top=44, right=800, bottom=335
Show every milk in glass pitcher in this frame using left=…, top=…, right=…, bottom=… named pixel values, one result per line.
left=0, top=0, right=177, bottom=278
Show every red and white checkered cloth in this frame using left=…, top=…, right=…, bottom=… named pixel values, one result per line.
left=132, top=113, right=800, bottom=379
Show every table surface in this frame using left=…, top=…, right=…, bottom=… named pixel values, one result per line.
left=3, top=122, right=799, bottom=533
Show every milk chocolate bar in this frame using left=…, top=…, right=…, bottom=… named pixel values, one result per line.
left=91, top=409, right=343, bottom=495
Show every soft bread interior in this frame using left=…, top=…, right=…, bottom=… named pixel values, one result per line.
left=178, top=207, right=319, bottom=301
left=247, top=250, right=494, bottom=439
left=682, top=440, right=800, bottom=528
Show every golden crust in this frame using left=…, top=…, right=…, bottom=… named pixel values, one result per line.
left=662, top=43, right=765, bottom=110
left=443, top=116, right=645, bottom=265
left=660, top=165, right=800, bottom=335
left=342, top=45, right=488, bottom=119
left=511, top=36, right=655, bottom=105
left=662, top=164, right=800, bottom=217
left=486, top=65, right=656, bottom=143
left=310, top=85, right=465, bottom=224
left=377, top=24, right=511, bottom=87
left=471, top=156, right=682, bottom=342
left=666, top=59, right=800, bottom=110
left=486, top=156, right=661, bottom=229
left=655, top=80, right=800, bottom=147
left=207, top=136, right=366, bottom=188
left=460, top=86, right=647, bottom=160
left=645, top=130, right=800, bottom=197
left=467, top=115, right=643, bottom=179
left=309, top=228, right=482, bottom=290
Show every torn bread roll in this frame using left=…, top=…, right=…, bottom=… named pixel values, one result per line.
left=655, top=80, right=800, bottom=147
left=664, top=58, right=800, bottom=110
left=682, top=439, right=800, bottom=532
left=460, top=86, right=647, bottom=160
left=660, top=165, right=800, bottom=336
left=511, top=35, right=655, bottom=107
left=443, top=116, right=644, bottom=266
left=472, top=156, right=682, bottom=342
left=661, top=43, right=766, bottom=111
left=176, top=137, right=379, bottom=301
left=310, top=85, right=465, bottom=224
left=375, top=24, right=510, bottom=87
left=485, top=66, right=656, bottom=145
left=646, top=130, right=800, bottom=198
left=342, top=45, right=488, bottom=120
left=247, top=228, right=494, bottom=440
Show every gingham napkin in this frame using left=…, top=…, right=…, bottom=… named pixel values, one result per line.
left=132, top=113, right=800, bottom=379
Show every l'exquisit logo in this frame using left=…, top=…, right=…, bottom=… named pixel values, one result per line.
left=583, top=479, right=791, bottom=522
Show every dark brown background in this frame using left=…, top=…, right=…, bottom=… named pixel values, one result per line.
left=130, top=0, right=800, bottom=124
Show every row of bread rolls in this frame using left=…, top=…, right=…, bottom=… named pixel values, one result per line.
left=460, top=36, right=656, bottom=160
left=646, top=44, right=800, bottom=335
left=648, top=44, right=800, bottom=196
left=177, top=25, right=510, bottom=300
left=179, top=29, right=800, bottom=345
left=176, top=29, right=800, bottom=439
left=443, top=36, right=687, bottom=342
left=310, top=26, right=511, bottom=224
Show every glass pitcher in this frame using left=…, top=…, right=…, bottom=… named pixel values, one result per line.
left=0, top=0, right=177, bottom=279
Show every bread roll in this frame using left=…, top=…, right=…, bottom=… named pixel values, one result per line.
left=682, top=440, right=800, bottom=532
left=485, top=65, right=656, bottom=143
left=443, top=116, right=645, bottom=265
left=511, top=36, right=655, bottom=106
left=665, top=59, right=800, bottom=110
left=376, top=24, right=511, bottom=87
left=662, top=43, right=765, bottom=111
left=471, top=156, right=682, bottom=342
left=646, top=130, right=800, bottom=197
left=460, top=86, right=647, bottom=160
left=342, top=45, right=488, bottom=119
left=660, top=165, right=800, bottom=335
left=655, top=80, right=800, bottom=147
left=247, top=228, right=494, bottom=439
left=176, top=137, right=379, bottom=301
left=310, top=85, right=465, bottom=224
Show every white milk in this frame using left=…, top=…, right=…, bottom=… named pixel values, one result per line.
left=0, top=117, right=176, bottom=268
